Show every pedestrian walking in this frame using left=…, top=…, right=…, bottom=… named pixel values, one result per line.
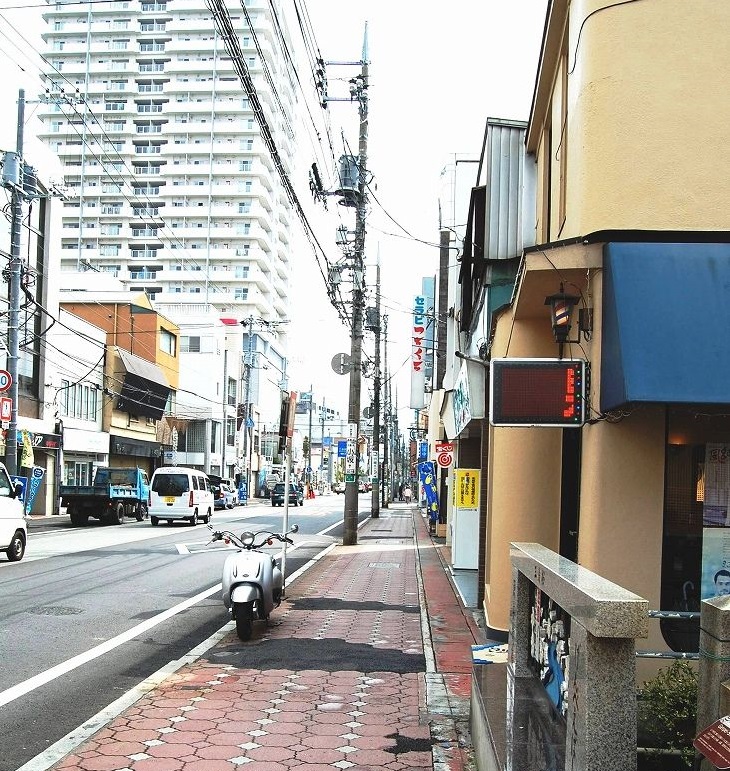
left=403, top=484, right=412, bottom=504
left=398, top=482, right=404, bottom=501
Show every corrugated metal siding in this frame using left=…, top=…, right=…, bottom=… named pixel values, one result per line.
left=482, top=119, right=536, bottom=261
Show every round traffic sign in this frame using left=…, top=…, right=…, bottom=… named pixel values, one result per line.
left=0, top=370, right=12, bottom=393
left=331, top=352, right=353, bottom=375
left=436, top=451, right=453, bottom=468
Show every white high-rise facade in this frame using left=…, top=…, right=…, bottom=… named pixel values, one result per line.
left=37, top=0, right=295, bottom=326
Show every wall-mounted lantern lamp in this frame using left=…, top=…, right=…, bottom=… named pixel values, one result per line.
left=544, top=283, right=592, bottom=358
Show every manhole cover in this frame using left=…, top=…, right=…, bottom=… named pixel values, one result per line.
left=29, top=606, right=84, bottom=616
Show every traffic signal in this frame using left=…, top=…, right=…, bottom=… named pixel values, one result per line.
left=277, top=391, right=297, bottom=454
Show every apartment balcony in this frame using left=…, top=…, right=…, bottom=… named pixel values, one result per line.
left=205, top=264, right=272, bottom=291
left=163, top=40, right=220, bottom=55
left=165, top=79, right=248, bottom=96
left=273, top=254, right=290, bottom=282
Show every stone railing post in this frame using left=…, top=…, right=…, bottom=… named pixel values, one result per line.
left=510, top=543, right=649, bottom=771
left=697, top=596, right=730, bottom=734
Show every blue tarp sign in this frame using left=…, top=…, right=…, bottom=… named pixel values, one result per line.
left=25, top=466, right=45, bottom=514
left=10, top=475, right=28, bottom=505
left=417, top=461, right=439, bottom=524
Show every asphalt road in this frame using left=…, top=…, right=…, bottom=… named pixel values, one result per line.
left=1, top=495, right=370, bottom=771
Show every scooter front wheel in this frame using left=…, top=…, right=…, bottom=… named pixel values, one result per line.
left=234, top=602, right=254, bottom=641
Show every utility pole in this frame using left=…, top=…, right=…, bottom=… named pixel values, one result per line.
left=3, top=90, right=26, bottom=476
left=381, top=313, right=389, bottom=507
left=320, top=397, right=326, bottom=488
left=307, top=384, right=313, bottom=495
left=370, top=255, right=381, bottom=517
left=241, top=315, right=254, bottom=503
left=343, top=30, right=369, bottom=545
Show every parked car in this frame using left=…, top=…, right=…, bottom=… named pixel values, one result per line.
left=212, top=483, right=228, bottom=510
left=271, top=482, right=304, bottom=507
left=210, top=482, right=238, bottom=509
left=0, top=462, right=26, bottom=561
left=333, top=481, right=346, bottom=494
left=149, top=466, right=214, bottom=526
left=219, top=483, right=236, bottom=508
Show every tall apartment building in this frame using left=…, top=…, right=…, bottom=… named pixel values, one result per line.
left=37, top=0, right=296, bottom=329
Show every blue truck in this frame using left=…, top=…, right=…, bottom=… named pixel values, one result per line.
left=61, top=467, right=151, bottom=526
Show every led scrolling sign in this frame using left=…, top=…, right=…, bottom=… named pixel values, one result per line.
left=489, top=358, right=587, bottom=428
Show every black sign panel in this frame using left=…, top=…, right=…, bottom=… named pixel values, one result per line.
left=490, top=358, right=587, bottom=427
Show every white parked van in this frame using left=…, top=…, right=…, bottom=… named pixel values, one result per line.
left=0, top=462, right=26, bottom=561
left=149, top=466, right=214, bottom=526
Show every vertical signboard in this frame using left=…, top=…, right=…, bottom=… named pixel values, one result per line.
left=410, top=295, right=426, bottom=409
left=452, top=468, right=480, bottom=569
left=345, top=422, right=357, bottom=479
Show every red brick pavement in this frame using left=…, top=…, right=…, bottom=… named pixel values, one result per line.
left=48, top=506, right=483, bottom=771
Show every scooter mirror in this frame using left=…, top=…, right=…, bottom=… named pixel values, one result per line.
left=290, top=524, right=299, bottom=533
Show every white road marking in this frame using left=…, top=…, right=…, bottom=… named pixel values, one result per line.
left=0, top=538, right=317, bottom=708
left=15, top=622, right=236, bottom=771
left=0, top=583, right=222, bottom=709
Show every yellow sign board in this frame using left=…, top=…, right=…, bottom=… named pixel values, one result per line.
left=454, top=468, right=480, bottom=509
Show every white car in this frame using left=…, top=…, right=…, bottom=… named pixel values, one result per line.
left=0, top=462, right=26, bottom=561
left=149, top=466, right=214, bottom=526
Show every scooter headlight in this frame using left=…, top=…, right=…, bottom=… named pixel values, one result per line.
left=240, top=531, right=255, bottom=546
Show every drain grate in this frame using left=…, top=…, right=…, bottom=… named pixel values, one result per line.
left=369, top=562, right=401, bottom=569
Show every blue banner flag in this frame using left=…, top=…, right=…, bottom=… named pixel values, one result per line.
left=417, top=461, right=439, bottom=524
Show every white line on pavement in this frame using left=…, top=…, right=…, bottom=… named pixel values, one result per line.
left=0, top=583, right=222, bottom=709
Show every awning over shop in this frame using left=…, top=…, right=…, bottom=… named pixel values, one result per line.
left=116, top=348, right=171, bottom=420
left=601, top=242, right=730, bottom=412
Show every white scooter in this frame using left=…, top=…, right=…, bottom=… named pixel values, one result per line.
left=207, top=523, right=298, bottom=641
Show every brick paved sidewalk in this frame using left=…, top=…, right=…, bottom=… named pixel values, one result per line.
left=47, top=506, right=481, bottom=771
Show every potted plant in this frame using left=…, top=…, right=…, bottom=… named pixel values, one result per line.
left=637, top=660, right=698, bottom=770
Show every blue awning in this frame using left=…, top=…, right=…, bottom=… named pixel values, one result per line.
left=601, top=241, right=730, bottom=412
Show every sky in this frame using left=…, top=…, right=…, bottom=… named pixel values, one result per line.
left=0, top=0, right=548, bottom=430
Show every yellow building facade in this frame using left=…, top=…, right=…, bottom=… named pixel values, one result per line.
left=481, top=0, right=730, bottom=665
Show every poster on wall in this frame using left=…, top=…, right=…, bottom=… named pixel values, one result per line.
left=454, top=468, right=480, bottom=509
left=701, top=527, right=730, bottom=599
left=703, top=444, right=730, bottom=526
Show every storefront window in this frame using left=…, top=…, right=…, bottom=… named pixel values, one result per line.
left=65, top=460, right=93, bottom=486
left=661, top=409, right=730, bottom=651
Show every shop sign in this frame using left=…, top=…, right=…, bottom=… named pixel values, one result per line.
left=694, top=716, right=730, bottom=769
left=454, top=468, right=480, bottom=509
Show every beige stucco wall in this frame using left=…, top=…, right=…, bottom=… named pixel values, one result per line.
left=579, top=406, right=666, bottom=600
left=485, top=249, right=668, bottom=640
left=531, top=0, right=730, bottom=238
left=484, top=316, right=565, bottom=633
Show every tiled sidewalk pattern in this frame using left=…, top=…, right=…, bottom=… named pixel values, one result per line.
left=52, top=508, right=479, bottom=771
